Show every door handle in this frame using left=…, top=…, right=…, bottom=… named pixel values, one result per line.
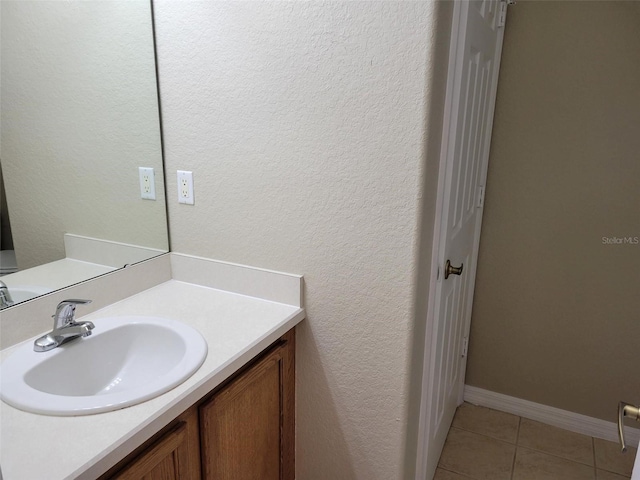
left=445, top=260, right=464, bottom=280
left=618, top=401, right=640, bottom=452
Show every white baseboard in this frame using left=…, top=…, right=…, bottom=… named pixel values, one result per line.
left=464, top=385, right=640, bottom=448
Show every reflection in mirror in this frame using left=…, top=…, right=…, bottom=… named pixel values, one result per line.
left=0, top=0, right=169, bottom=307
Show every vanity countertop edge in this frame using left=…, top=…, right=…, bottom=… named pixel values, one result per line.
left=0, top=278, right=305, bottom=480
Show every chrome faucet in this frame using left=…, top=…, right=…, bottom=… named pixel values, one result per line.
left=33, top=299, right=94, bottom=352
left=0, top=281, right=14, bottom=308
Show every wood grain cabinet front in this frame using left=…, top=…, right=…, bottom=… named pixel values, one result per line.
left=102, top=329, right=295, bottom=480
left=199, top=329, right=295, bottom=480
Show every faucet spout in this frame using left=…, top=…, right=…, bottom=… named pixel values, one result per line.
left=33, top=321, right=95, bottom=351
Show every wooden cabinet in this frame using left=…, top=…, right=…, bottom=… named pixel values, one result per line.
left=102, top=329, right=294, bottom=480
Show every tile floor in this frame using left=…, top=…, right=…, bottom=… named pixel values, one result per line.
left=435, top=403, right=637, bottom=480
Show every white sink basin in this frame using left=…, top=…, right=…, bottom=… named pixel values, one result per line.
left=0, top=316, right=207, bottom=415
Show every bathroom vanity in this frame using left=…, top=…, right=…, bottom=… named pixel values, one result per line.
left=0, top=254, right=304, bottom=480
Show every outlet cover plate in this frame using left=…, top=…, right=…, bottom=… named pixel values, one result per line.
left=177, top=170, right=194, bottom=205
left=139, top=167, right=156, bottom=200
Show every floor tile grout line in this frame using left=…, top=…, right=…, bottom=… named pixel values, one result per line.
left=511, top=415, right=522, bottom=479
left=437, top=466, right=478, bottom=480
left=448, top=425, right=518, bottom=446
left=439, top=426, right=516, bottom=480
left=456, top=403, right=521, bottom=444
left=592, top=436, right=597, bottom=478
left=452, top=423, right=597, bottom=468
left=514, top=418, right=597, bottom=468
left=516, top=444, right=601, bottom=470
left=593, top=436, right=635, bottom=477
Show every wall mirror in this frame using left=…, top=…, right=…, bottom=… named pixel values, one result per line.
left=0, top=0, right=169, bottom=307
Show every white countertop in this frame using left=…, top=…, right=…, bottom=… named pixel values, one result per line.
left=633, top=450, right=639, bottom=480
left=0, top=279, right=304, bottom=480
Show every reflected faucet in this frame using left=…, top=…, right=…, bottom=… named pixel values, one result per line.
left=0, top=281, right=14, bottom=308
left=33, top=299, right=94, bottom=352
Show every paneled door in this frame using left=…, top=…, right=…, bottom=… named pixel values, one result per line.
left=418, top=1, right=508, bottom=478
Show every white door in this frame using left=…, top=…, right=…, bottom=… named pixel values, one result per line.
left=418, top=1, right=508, bottom=478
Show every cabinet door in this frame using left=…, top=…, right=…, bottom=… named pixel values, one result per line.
left=108, top=408, right=200, bottom=480
left=200, top=330, right=295, bottom=480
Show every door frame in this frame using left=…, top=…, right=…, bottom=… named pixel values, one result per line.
left=414, top=2, right=508, bottom=479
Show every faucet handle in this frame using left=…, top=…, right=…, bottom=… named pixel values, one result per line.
left=53, top=299, right=92, bottom=326
left=57, top=299, right=92, bottom=308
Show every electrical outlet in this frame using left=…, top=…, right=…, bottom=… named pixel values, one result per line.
left=177, top=170, right=194, bottom=205
left=138, top=167, right=156, bottom=200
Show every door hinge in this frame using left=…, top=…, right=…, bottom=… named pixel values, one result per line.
left=498, top=1, right=508, bottom=28
left=461, top=336, right=469, bottom=357
left=477, top=185, right=485, bottom=208
left=498, top=0, right=516, bottom=28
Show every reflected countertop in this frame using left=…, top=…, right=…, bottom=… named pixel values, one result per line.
left=1, top=258, right=115, bottom=302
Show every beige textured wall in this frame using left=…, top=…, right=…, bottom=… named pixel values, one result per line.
left=467, top=1, right=640, bottom=422
left=153, top=2, right=442, bottom=478
left=0, top=1, right=167, bottom=270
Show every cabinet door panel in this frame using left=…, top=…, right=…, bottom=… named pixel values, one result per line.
left=200, top=332, right=295, bottom=480
left=203, top=356, right=280, bottom=479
